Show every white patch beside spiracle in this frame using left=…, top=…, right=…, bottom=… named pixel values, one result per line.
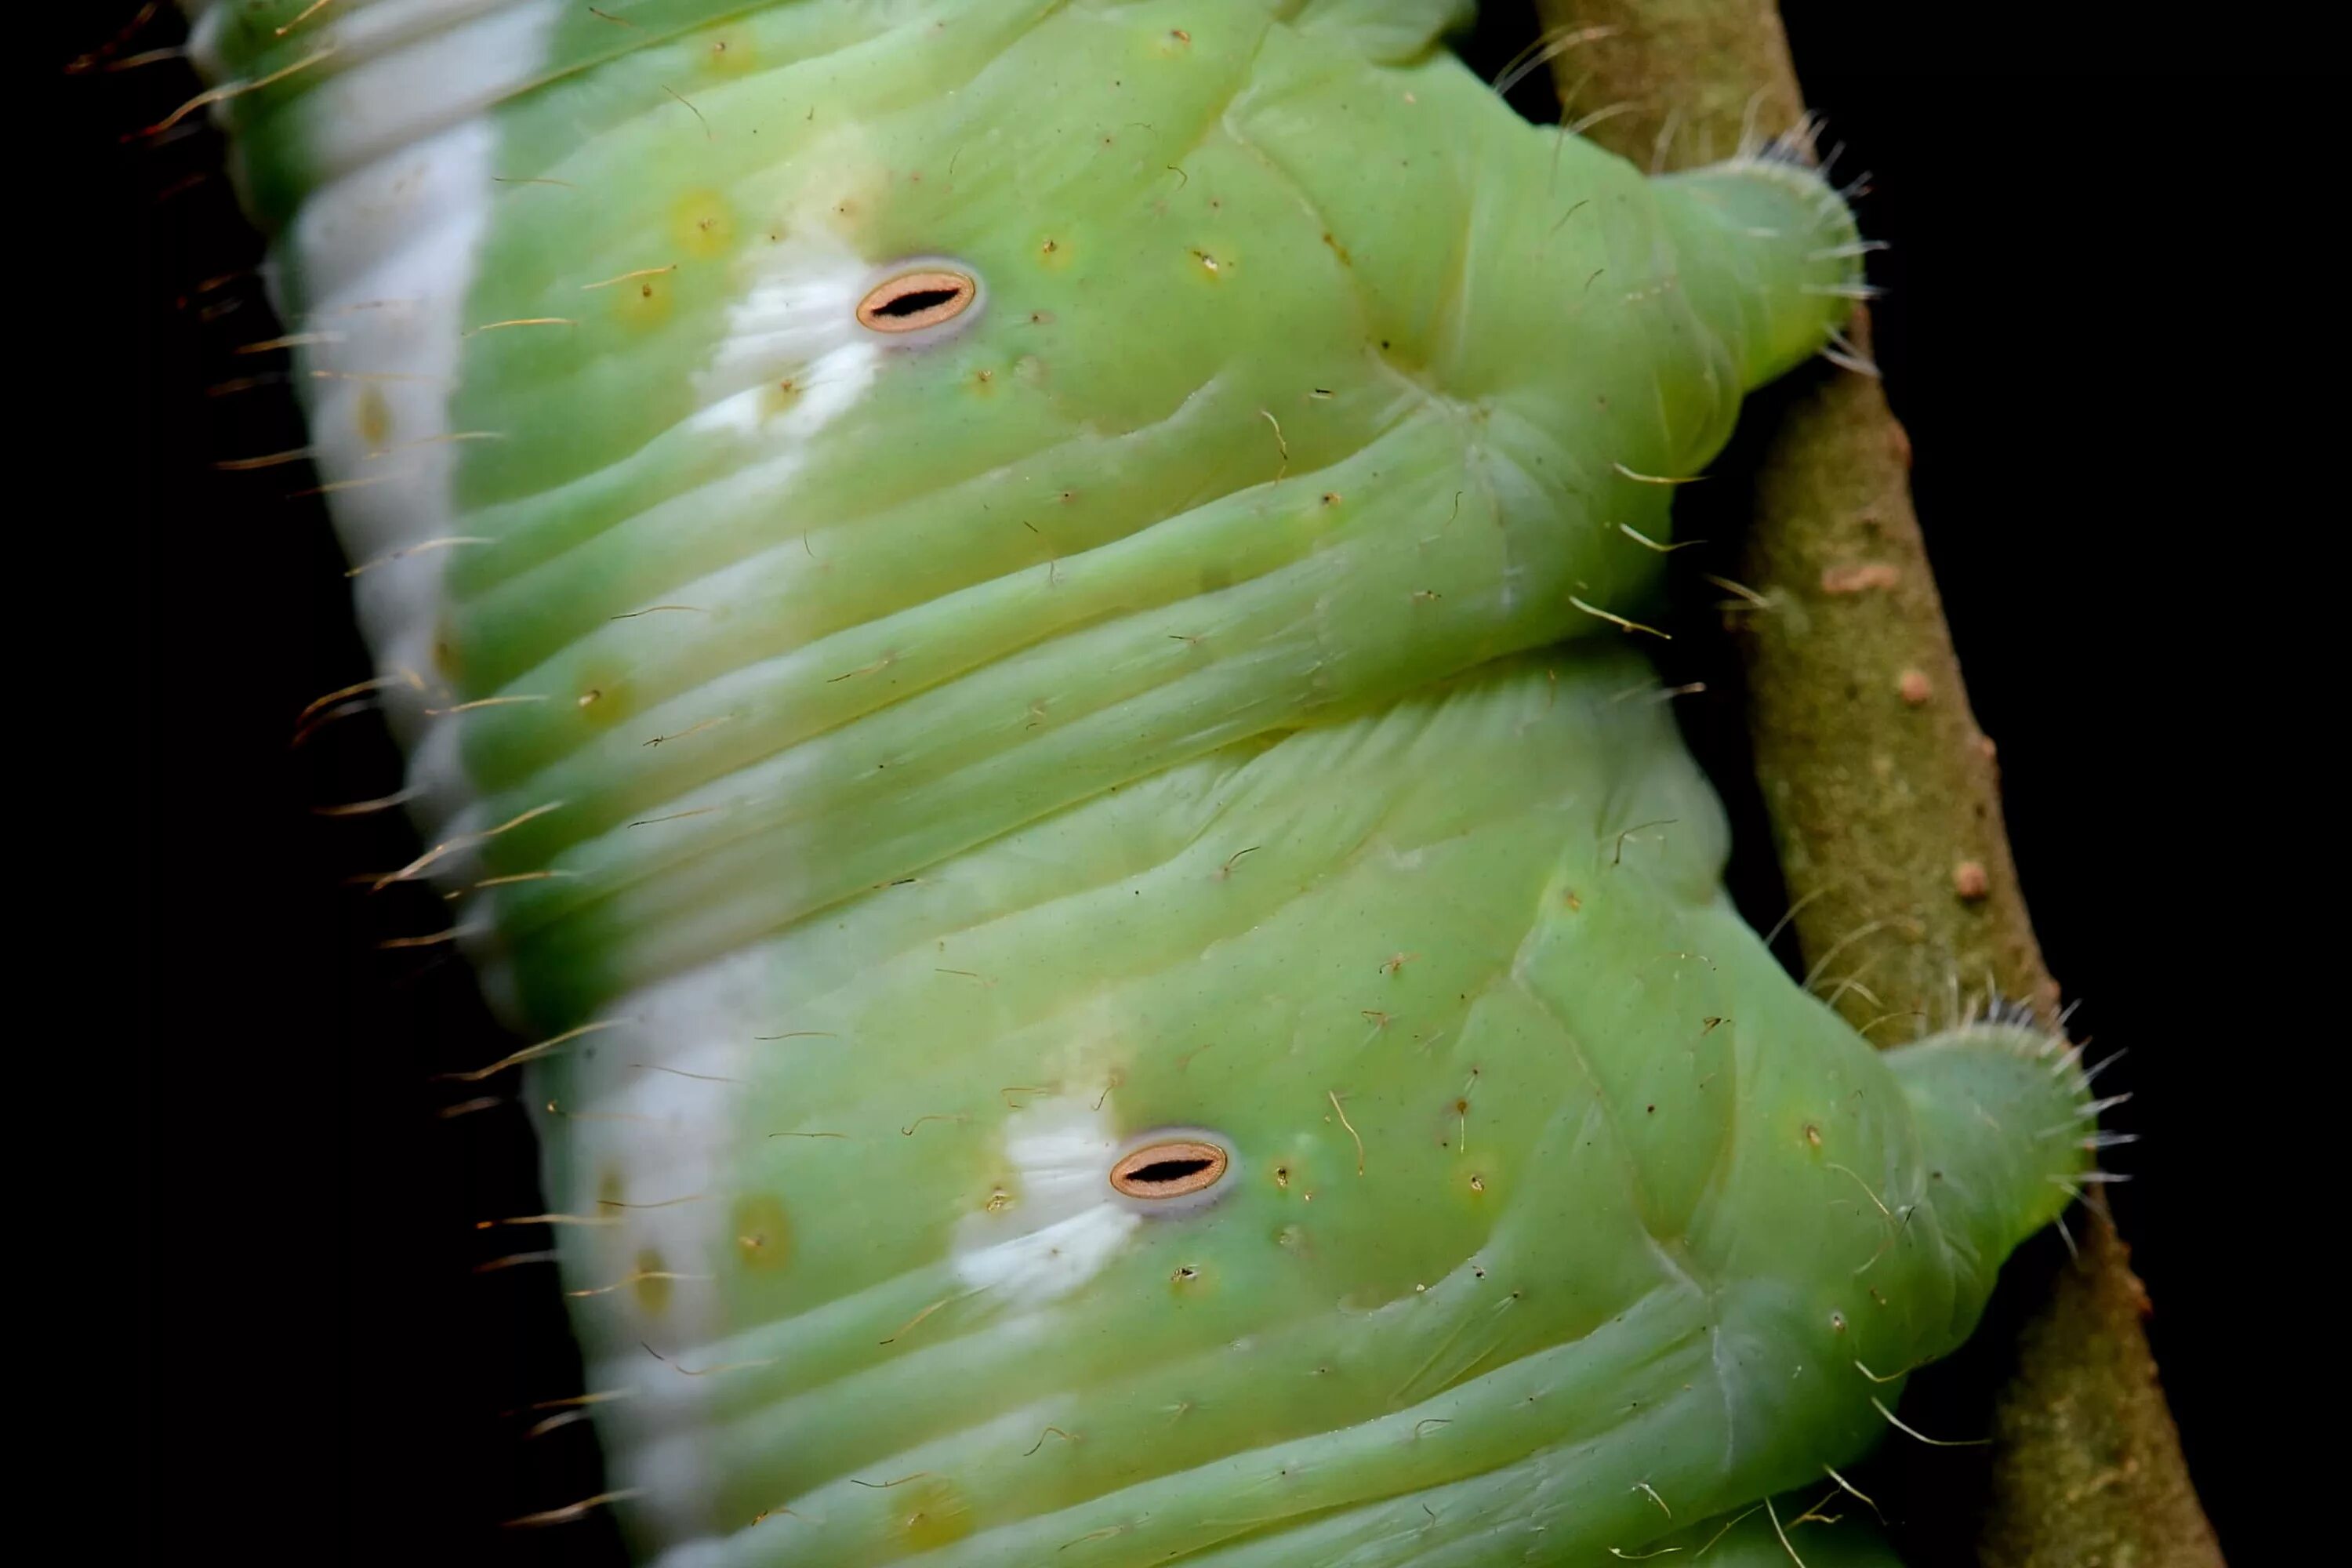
left=692, top=229, right=881, bottom=423
left=952, top=1097, right=1142, bottom=1309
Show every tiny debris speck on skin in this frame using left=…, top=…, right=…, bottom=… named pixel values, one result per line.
left=1896, top=668, right=1932, bottom=705
left=1952, top=860, right=1991, bottom=901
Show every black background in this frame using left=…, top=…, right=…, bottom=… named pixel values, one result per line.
left=60, top=3, right=2318, bottom=1563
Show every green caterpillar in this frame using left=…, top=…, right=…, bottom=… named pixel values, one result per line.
left=185, top=2, right=2098, bottom=1562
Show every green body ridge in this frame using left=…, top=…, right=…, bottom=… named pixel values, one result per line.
left=187, top=1, right=2096, bottom=1562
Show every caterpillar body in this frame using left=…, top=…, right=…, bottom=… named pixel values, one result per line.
left=182, top=2, right=2094, bottom=1563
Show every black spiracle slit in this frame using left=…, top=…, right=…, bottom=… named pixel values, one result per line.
left=856, top=269, right=978, bottom=333
left=1110, top=1140, right=1229, bottom=1200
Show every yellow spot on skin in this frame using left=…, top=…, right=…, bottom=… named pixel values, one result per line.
left=701, top=31, right=756, bottom=76
left=355, top=385, right=393, bottom=448
left=733, top=1192, right=791, bottom=1271
left=633, top=1248, right=673, bottom=1315
left=897, top=1478, right=974, bottom=1552
left=431, top=612, right=463, bottom=681
left=612, top=273, right=673, bottom=330
left=1036, top=236, right=1069, bottom=268
left=670, top=189, right=737, bottom=260
left=597, top=1170, right=625, bottom=1210
left=1452, top=1153, right=1504, bottom=1213
left=757, top=379, right=801, bottom=421
left=573, top=666, right=631, bottom=728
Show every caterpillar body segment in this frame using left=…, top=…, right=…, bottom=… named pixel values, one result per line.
left=179, top=3, right=2092, bottom=1562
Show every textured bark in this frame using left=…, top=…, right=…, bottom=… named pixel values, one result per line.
left=1980, top=1213, right=2223, bottom=1568
left=1532, top=3, right=2223, bottom=1564
left=1740, top=312, right=2058, bottom=1033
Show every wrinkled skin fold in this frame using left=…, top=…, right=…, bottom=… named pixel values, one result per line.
left=184, top=1, right=2092, bottom=1562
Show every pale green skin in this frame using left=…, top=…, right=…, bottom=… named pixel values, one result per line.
left=199, top=1, right=2093, bottom=1562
